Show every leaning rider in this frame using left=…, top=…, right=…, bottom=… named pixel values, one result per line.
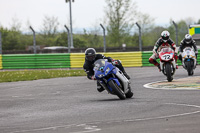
left=83, top=48, right=130, bottom=92
left=149, top=30, right=178, bottom=71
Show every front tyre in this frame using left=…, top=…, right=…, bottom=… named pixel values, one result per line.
left=165, top=63, right=173, bottom=82
left=185, top=61, right=193, bottom=76
left=108, top=80, right=126, bottom=100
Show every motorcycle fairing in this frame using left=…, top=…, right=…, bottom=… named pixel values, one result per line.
left=107, top=78, right=121, bottom=92
left=94, top=60, right=116, bottom=80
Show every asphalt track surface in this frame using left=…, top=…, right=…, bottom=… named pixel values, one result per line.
left=1, top=66, right=200, bottom=133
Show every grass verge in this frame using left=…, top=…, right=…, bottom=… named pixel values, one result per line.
left=0, top=69, right=86, bottom=83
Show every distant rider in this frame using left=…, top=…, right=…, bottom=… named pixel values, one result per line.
left=149, top=30, right=178, bottom=71
left=178, top=34, right=198, bottom=62
left=83, top=48, right=130, bottom=92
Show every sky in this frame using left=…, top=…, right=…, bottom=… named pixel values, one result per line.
left=0, top=0, right=199, bottom=33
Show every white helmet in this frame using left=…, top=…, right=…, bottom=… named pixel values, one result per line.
left=184, top=34, right=192, bottom=44
left=161, top=30, right=170, bottom=42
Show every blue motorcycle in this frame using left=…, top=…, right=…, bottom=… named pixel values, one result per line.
left=93, top=59, right=133, bottom=100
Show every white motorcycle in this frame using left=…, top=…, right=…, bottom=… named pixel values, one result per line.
left=181, top=47, right=197, bottom=76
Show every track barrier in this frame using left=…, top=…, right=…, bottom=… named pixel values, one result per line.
left=0, top=55, right=2, bottom=69
left=0, top=50, right=199, bottom=69
left=2, top=54, right=70, bottom=69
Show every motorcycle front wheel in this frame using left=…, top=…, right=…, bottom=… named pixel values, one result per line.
left=108, top=80, right=126, bottom=100
left=185, top=61, right=193, bottom=76
left=165, top=63, right=173, bottom=82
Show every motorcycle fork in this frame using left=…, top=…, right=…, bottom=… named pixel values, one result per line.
left=98, top=80, right=111, bottom=93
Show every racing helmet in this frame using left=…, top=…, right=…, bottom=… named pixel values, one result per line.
left=185, top=34, right=192, bottom=44
left=85, top=48, right=96, bottom=61
left=161, top=30, right=170, bottom=42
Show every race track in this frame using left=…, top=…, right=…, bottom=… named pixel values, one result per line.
left=1, top=66, right=200, bottom=133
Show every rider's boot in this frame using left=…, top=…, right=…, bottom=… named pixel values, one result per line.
left=175, top=55, right=178, bottom=69
left=149, top=58, right=161, bottom=72
left=195, top=61, right=197, bottom=69
left=176, top=64, right=178, bottom=69
left=156, top=64, right=161, bottom=72
left=97, top=82, right=105, bottom=92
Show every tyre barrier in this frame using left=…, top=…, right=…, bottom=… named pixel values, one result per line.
left=0, top=50, right=199, bottom=69
left=2, top=54, right=70, bottom=69
left=0, top=55, right=2, bottom=69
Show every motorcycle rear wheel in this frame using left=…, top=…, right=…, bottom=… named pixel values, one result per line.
left=108, top=80, right=126, bottom=100
left=125, top=84, right=133, bottom=98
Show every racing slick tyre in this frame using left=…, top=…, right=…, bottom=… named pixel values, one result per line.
left=166, top=63, right=173, bottom=82
left=125, top=84, right=133, bottom=98
left=108, top=80, right=126, bottom=100
left=185, top=61, right=193, bottom=76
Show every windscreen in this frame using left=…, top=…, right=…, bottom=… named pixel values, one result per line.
left=184, top=47, right=192, bottom=51
left=93, top=59, right=106, bottom=71
left=161, top=47, right=172, bottom=53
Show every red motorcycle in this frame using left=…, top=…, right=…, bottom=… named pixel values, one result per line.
left=159, top=47, right=176, bottom=82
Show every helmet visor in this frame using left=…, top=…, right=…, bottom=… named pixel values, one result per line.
left=86, top=55, right=95, bottom=61
left=185, top=39, right=192, bottom=44
left=162, top=36, right=169, bottom=41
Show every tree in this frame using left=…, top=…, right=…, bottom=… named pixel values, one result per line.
left=104, top=0, right=137, bottom=47
left=135, top=12, right=155, bottom=47
left=184, top=17, right=196, bottom=26
left=197, top=19, right=200, bottom=24
left=41, top=15, right=59, bottom=38
left=10, top=17, right=22, bottom=32
left=136, top=12, right=155, bottom=34
left=0, top=27, right=21, bottom=50
left=176, top=20, right=188, bottom=40
left=55, top=32, right=68, bottom=46
left=80, top=29, right=102, bottom=47
left=73, top=37, right=87, bottom=48
left=142, top=26, right=165, bottom=46
left=167, top=20, right=188, bottom=45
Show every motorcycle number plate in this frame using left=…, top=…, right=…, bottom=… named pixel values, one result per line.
left=161, top=54, right=172, bottom=60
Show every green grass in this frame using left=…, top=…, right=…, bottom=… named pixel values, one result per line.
left=0, top=69, right=86, bottom=83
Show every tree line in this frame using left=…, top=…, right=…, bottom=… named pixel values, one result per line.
left=0, top=0, right=200, bottom=52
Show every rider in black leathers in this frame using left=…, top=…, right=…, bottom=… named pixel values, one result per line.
left=83, top=48, right=130, bottom=92
left=178, top=34, right=198, bottom=62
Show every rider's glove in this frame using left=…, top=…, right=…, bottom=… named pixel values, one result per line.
left=91, top=75, right=96, bottom=80
left=112, top=59, right=118, bottom=65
